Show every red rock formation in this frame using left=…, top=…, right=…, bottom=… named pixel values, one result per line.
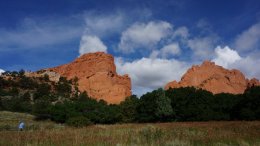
left=165, top=60, right=260, bottom=94
left=247, top=78, right=260, bottom=88
left=48, top=52, right=131, bottom=104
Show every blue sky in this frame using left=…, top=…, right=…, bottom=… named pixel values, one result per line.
left=1, top=0, right=260, bottom=95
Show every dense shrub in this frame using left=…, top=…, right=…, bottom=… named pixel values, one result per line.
left=34, top=83, right=51, bottom=100
left=19, top=76, right=37, bottom=89
left=120, top=95, right=139, bottom=122
left=32, top=99, right=51, bottom=120
left=137, top=88, right=173, bottom=122
left=66, top=116, right=92, bottom=127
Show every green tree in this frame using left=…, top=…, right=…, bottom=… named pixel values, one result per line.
left=49, top=101, right=80, bottom=123
left=155, top=89, right=173, bottom=120
left=232, top=86, right=260, bottom=120
left=55, top=77, right=72, bottom=97
left=212, top=93, right=240, bottom=120
left=32, top=99, right=51, bottom=120
left=19, top=76, right=37, bottom=89
left=18, top=69, right=25, bottom=77
left=43, top=74, right=50, bottom=82
left=120, top=95, right=139, bottom=122
left=21, top=92, right=31, bottom=102
left=34, top=83, right=51, bottom=100
left=166, top=87, right=215, bottom=121
left=137, top=88, right=173, bottom=122
left=66, top=116, right=92, bottom=127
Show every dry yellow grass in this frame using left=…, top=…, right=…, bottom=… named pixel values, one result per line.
left=0, top=111, right=260, bottom=146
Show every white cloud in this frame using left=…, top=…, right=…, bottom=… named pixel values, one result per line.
left=79, top=35, right=107, bottom=55
left=211, top=46, right=260, bottom=80
left=172, top=26, right=189, bottom=39
left=83, top=12, right=125, bottom=38
left=187, top=35, right=218, bottom=59
left=230, top=56, right=260, bottom=79
left=160, top=43, right=181, bottom=57
left=118, top=21, right=173, bottom=53
left=150, top=43, right=181, bottom=58
left=149, top=50, right=160, bottom=59
left=0, top=69, right=5, bottom=75
left=83, top=9, right=153, bottom=39
left=0, top=17, right=83, bottom=50
left=116, top=57, right=189, bottom=96
left=212, top=46, right=241, bottom=68
left=234, top=23, right=260, bottom=52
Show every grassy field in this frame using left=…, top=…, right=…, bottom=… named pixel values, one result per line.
left=0, top=111, right=260, bottom=146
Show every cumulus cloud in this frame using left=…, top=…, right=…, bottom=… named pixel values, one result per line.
left=0, top=69, right=5, bottom=75
left=150, top=43, right=181, bottom=58
left=83, top=8, right=153, bottom=38
left=83, top=12, right=125, bottom=38
left=187, top=35, right=218, bottom=59
left=149, top=50, right=160, bottom=59
left=234, top=23, right=260, bottom=52
left=172, top=26, right=189, bottom=39
left=230, top=57, right=260, bottom=79
left=118, top=21, right=173, bottom=53
left=160, top=43, right=181, bottom=57
left=116, top=57, right=189, bottom=96
left=212, top=46, right=241, bottom=68
left=211, top=46, right=260, bottom=80
left=79, top=35, right=107, bottom=55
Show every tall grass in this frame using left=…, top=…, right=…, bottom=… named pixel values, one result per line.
left=0, top=111, right=260, bottom=146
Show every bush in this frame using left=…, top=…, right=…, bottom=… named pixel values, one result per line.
left=33, top=100, right=51, bottom=120
left=66, top=116, right=92, bottom=127
left=34, top=83, right=51, bottom=99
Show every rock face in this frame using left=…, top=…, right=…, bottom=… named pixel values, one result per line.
left=25, top=70, right=61, bottom=82
left=48, top=52, right=131, bottom=104
left=165, top=60, right=260, bottom=94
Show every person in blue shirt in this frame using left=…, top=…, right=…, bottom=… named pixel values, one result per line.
left=18, top=121, right=25, bottom=131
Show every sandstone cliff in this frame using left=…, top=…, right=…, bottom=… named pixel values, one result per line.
left=47, top=52, right=131, bottom=104
left=165, top=60, right=260, bottom=94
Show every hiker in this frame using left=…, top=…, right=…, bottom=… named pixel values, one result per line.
left=18, top=121, right=25, bottom=131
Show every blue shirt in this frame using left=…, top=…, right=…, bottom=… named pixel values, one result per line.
left=18, top=122, right=25, bottom=129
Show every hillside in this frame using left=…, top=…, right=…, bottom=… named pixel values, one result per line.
left=0, top=70, right=79, bottom=113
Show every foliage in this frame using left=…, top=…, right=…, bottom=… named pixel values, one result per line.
left=1, top=69, right=260, bottom=125
left=66, top=116, right=92, bottom=127
left=32, top=99, right=52, bottom=120
left=55, top=77, right=72, bottom=96
left=120, top=95, right=139, bottom=122
left=232, top=86, right=260, bottom=120
left=19, top=76, right=38, bottom=89
left=137, top=88, right=173, bottom=122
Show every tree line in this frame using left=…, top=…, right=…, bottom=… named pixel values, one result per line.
left=1, top=70, right=260, bottom=127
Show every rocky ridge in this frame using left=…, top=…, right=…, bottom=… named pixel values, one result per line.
left=47, top=52, right=131, bottom=104
left=165, top=60, right=260, bottom=94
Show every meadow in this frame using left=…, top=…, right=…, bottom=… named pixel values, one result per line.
left=0, top=111, right=260, bottom=146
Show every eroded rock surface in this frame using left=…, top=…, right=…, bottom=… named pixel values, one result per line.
left=48, top=52, right=131, bottom=104
left=165, top=61, right=260, bottom=94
